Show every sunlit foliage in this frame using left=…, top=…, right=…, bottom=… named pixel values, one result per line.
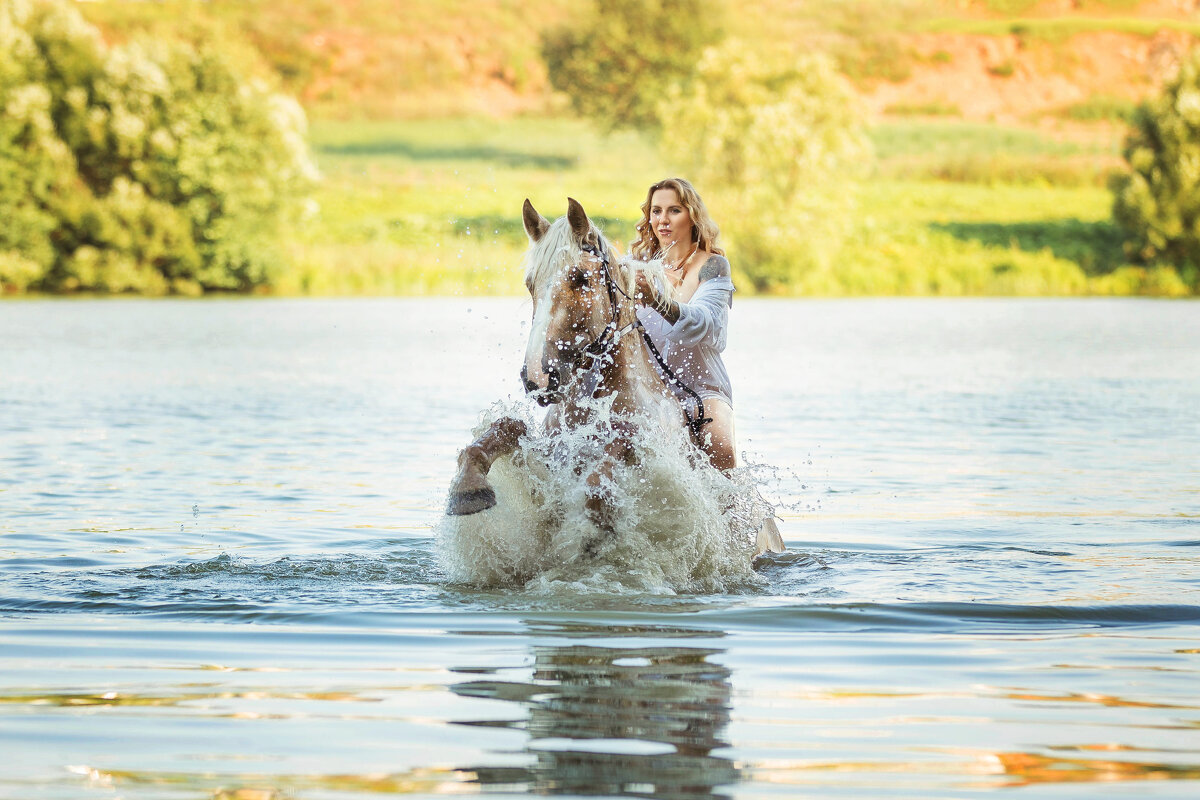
left=1111, top=47, right=1200, bottom=290
left=0, top=0, right=317, bottom=294
left=540, top=0, right=722, bottom=131
left=665, top=40, right=872, bottom=293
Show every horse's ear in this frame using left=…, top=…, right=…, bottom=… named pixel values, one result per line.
left=566, top=197, right=590, bottom=241
left=522, top=198, right=550, bottom=243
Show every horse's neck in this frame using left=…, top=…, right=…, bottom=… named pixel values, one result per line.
left=605, top=309, right=672, bottom=414
left=556, top=299, right=673, bottom=424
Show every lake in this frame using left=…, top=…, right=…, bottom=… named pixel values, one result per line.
left=2, top=297, right=1199, bottom=798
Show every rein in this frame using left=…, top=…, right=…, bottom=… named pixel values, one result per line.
left=580, top=243, right=713, bottom=436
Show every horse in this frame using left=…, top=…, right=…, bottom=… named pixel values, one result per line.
left=444, top=197, right=784, bottom=561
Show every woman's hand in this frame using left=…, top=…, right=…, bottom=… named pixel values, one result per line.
left=634, top=269, right=660, bottom=308
left=634, top=268, right=680, bottom=324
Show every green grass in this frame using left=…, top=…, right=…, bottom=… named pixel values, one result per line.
left=279, top=118, right=661, bottom=295
left=869, top=119, right=1124, bottom=187
left=276, top=116, right=1191, bottom=297
left=870, top=120, right=1118, bottom=160
left=1053, top=94, right=1139, bottom=123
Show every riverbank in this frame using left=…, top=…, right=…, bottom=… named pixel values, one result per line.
left=272, top=116, right=1189, bottom=297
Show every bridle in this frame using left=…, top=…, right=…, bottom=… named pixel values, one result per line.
left=578, top=241, right=713, bottom=436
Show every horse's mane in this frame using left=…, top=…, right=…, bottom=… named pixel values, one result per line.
left=522, top=216, right=610, bottom=292
left=522, top=215, right=671, bottom=304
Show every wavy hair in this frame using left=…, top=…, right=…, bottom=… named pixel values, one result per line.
left=631, top=177, right=724, bottom=261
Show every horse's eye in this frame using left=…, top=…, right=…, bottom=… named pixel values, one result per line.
left=571, top=269, right=589, bottom=288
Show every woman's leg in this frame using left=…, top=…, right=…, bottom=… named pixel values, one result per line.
left=696, top=398, right=736, bottom=471
left=698, top=399, right=785, bottom=555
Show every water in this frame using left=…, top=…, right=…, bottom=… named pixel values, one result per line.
left=2, top=297, right=1199, bottom=799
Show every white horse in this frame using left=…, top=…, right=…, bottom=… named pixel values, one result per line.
left=444, top=198, right=784, bottom=566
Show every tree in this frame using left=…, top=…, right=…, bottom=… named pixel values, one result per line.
left=540, top=0, right=722, bottom=131
left=0, top=0, right=317, bottom=294
left=666, top=40, right=872, bottom=292
left=1111, top=46, right=1200, bottom=290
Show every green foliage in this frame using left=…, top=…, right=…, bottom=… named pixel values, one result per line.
left=1111, top=47, right=1200, bottom=289
left=665, top=40, right=873, bottom=292
left=0, top=0, right=316, bottom=294
left=988, top=59, right=1016, bottom=78
left=540, top=0, right=722, bottom=131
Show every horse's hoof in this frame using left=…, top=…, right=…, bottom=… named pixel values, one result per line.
left=445, top=487, right=497, bottom=516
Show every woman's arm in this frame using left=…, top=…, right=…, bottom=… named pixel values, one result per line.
left=634, top=255, right=732, bottom=329
left=665, top=273, right=733, bottom=347
left=663, top=256, right=734, bottom=347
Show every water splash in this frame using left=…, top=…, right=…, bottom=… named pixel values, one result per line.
left=437, top=399, right=774, bottom=594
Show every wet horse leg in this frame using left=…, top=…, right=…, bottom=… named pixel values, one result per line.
left=582, top=424, right=637, bottom=557
left=445, top=417, right=528, bottom=516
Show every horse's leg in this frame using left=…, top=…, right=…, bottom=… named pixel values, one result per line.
left=445, top=417, right=528, bottom=516
left=582, top=425, right=637, bottom=556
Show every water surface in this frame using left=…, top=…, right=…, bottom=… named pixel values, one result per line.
left=2, top=297, right=1198, bottom=798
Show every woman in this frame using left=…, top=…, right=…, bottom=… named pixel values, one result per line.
left=630, top=178, right=738, bottom=471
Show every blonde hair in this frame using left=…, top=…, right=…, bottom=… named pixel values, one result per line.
left=631, top=177, right=724, bottom=261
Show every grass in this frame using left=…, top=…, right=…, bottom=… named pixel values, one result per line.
left=276, top=115, right=1191, bottom=297
left=869, top=120, right=1125, bottom=187
left=1053, top=94, right=1139, bottom=123
left=279, top=118, right=661, bottom=295
left=921, top=17, right=1200, bottom=39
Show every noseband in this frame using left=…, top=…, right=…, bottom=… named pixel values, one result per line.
left=578, top=242, right=713, bottom=436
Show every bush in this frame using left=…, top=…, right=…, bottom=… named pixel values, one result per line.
left=1111, top=47, right=1200, bottom=289
left=540, top=0, right=722, bottom=131
left=0, top=0, right=317, bottom=294
left=665, top=40, right=872, bottom=292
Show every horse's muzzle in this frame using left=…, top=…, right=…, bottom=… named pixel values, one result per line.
left=521, top=362, right=564, bottom=406
left=520, top=364, right=538, bottom=394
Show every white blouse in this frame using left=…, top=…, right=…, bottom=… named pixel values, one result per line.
left=636, top=262, right=735, bottom=407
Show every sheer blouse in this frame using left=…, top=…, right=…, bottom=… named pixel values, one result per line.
left=636, top=255, right=735, bottom=407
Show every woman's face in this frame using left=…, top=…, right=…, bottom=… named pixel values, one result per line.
left=649, top=188, right=694, bottom=253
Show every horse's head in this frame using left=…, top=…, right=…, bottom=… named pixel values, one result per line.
left=519, top=197, right=622, bottom=406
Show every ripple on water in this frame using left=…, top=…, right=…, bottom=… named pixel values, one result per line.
left=3, top=298, right=1200, bottom=798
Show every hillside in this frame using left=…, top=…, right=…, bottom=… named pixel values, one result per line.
left=75, top=0, right=1200, bottom=122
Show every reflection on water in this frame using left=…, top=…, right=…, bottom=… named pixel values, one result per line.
left=453, top=640, right=738, bottom=799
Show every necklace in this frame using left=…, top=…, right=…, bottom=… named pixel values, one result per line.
left=665, top=243, right=699, bottom=273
